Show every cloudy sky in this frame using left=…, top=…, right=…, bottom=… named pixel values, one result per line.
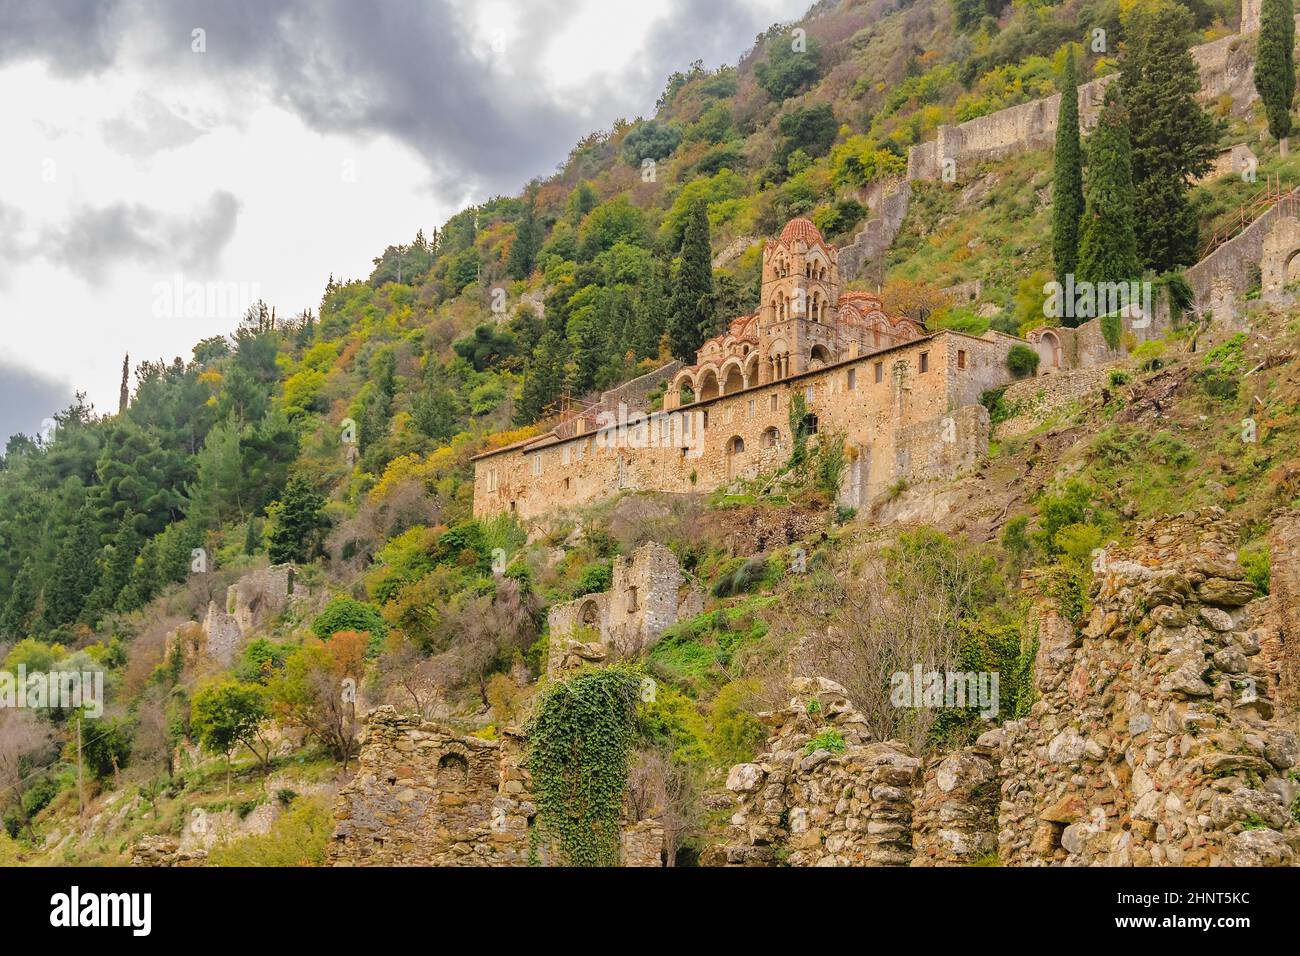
left=0, top=0, right=810, bottom=442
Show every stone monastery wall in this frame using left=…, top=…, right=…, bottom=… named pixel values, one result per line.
left=473, top=329, right=1019, bottom=521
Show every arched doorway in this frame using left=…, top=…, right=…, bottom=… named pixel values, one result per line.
left=726, top=435, right=745, bottom=480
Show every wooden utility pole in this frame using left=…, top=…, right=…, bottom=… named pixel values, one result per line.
left=76, top=717, right=84, bottom=820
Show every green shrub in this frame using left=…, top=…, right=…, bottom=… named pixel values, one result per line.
left=1239, top=541, right=1271, bottom=595
left=312, top=597, right=388, bottom=646
left=1007, top=344, right=1040, bottom=378
left=803, top=729, right=846, bottom=756
left=207, top=797, right=334, bottom=866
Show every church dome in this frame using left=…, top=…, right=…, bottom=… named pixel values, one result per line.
left=778, top=217, right=826, bottom=246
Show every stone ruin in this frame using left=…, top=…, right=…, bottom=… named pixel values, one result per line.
left=715, top=508, right=1300, bottom=866
left=327, top=706, right=665, bottom=866
left=714, top=676, right=922, bottom=866
left=167, top=563, right=309, bottom=669
left=998, top=508, right=1298, bottom=866
left=546, top=542, right=704, bottom=677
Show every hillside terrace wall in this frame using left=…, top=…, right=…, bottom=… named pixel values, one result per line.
left=473, top=330, right=1020, bottom=520
left=908, top=23, right=1277, bottom=182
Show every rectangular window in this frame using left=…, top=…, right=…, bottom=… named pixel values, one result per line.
left=957, top=350, right=967, bottom=370
left=920, top=351, right=930, bottom=373
left=747, top=399, right=755, bottom=418
left=847, top=368, right=856, bottom=390
left=531, top=455, right=541, bottom=477
left=805, top=385, right=815, bottom=403
left=874, top=362, right=883, bottom=384
left=702, top=410, right=709, bottom=429
left=487, top=468, right=498, bottom=492
left=770, top=394, right=778, bottom=412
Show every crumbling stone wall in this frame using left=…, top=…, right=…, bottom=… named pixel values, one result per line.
left=547, top=542, right=704, bottom=676
left=718, top=677, right=920, bottom=866
left=1269, top=510, right=1300, bottom=714
left=329, top=707, right=664, bottom=866
left=328, top=707, right=533, bottom=866
left=912, top=740, right=999, bottom=865
left=999, top=509, right=1299, bottom=866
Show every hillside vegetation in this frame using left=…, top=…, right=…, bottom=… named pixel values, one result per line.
left=0, top=0, right=1294, bottom=866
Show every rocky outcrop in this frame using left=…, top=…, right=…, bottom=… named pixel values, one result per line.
left=717, top=677, right=920, bottom=866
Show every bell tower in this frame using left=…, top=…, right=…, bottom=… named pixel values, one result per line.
left=759, top=218, right=842, bottom=382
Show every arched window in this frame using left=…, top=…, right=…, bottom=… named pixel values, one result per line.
left=438, top=753, right=469, bottom=788
left=761, top=427, right=781, bottom=449
left=728, top=435, right=745, bottom=454
left=579, top=600, right=599, bottom=628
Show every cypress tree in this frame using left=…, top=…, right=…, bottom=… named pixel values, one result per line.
left=1119, top=0, right=1219, bottom=272
left=1255, top=0, right=1296, bottom=145
left=1077, top=87, right=1142, bottom=297
left=667, top=198, right=715, bottom=361
left=633, top=258, right=670, bottom=359
left=507, top=183, right=540, bottom=280
left=515, top=330, right=566, bottom=425
left=1052, top=47, right=1084, bottom=283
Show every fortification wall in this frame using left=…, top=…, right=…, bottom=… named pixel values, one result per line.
left=907, top=19, right=1281, bottom=183
left=474, top=331, right=1018, bottom=520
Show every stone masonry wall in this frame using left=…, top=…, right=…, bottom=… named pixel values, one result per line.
left=546, top=542, right=704, bottom=677
left=475, top=330, right=1019, bottom=521
left=718, top=677, right=921, bottom=866
left=328, top=707, right=533, bottom=866
left=999, top=509, right=1299, bottom=866
left=907, top=19, right=1275, bottom=183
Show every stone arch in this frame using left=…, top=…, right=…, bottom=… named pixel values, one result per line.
left=1286, top=248, right=1300, bottom=287
left=669, top=369, right=697, bottom=408
left=761, top=426, right=781, bottom=449
left=437, top=752, right=469, bottom=788
left=743, top=350, right=761, bottom=385
left=579, top=599, right=599, bottom=629
left=697, top=367, right=720, bottom=401
left=1035, top=329, right=1062, bottom=372
left=721, top=359, right=745, bottom=395
left=809, top=344, right=832, bottom=368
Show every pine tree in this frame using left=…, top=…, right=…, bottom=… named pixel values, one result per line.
left=633, top=258, right=670, bottom=359
left=118, top=354, right=130, bottom=416
left=42, top=504, right=102, bottom=628
left=1255, top=0, right=1296, bottom=144
left=1077, top=87, right=1142, bottom=299
left=667, top=198, right=714, bottom=361
left=1052, top=47, right=1084, bottom=283
left=1119, top=0, right=1219, bottom=272
left=265, top=475, right=328, bottom=565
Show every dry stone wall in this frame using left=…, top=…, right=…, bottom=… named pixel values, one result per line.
left=999, top=509, right=1299, bottom=866
left=717, top=677, right=921, bottom=866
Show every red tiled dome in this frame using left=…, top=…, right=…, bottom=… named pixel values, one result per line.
left=778, top=217, right=826, bottom=246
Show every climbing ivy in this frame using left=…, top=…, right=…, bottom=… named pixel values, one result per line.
left=526, top=665, right=642, bottom=866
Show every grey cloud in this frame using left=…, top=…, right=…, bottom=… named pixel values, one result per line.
left=100, top=93, right=209, bottom=159
left=35, top=191, right=240, bottom=284
left=0, top=0, right=808, bottom=197
left=0, top=359, right=71, bottom=448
